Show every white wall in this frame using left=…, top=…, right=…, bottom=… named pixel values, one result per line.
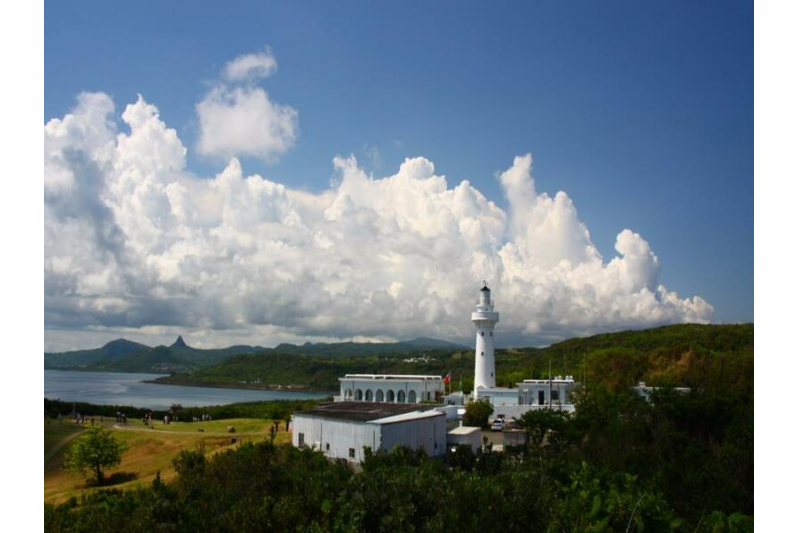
left=340, top=378, right=443, bottom=404
left=447, top=430, right=481, bottom=452
left=292, top=412, right=447, bottom=462
left=292, top=415, right=379, bottom=463
left=378, top=414, right=447, bottom=457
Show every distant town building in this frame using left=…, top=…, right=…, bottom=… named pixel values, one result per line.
left=632, top=381, right=691, bottom=401
left=337, top=374, right=444, bottom=404
left=291, top=402, right=446, bottom=462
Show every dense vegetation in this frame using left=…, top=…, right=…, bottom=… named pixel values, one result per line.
left=45, top=383, right=753, bottom=532
left=45, top=398, right=326, bottom=423
left=156, top=324, right=753, bottom=393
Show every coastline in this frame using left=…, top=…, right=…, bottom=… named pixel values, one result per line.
left=144, top=377, right=336, bottom=396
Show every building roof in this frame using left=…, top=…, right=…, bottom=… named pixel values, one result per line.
left=340, top=374, right=442, bottom=381
left=448, top=426, right=481, bottom=436
left=476, top=387, right=518, bottom=394
left=294, top=402, right=436, bottom=422
left=520, top=378, right=575, bottom=385
left=370, top=410, right=444, bottom=425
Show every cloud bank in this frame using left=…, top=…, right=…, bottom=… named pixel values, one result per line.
left=44, top=93, right=712, bottom=350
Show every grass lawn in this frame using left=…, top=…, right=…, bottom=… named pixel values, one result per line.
left=45, top=418, right=290, bottom=504
left=139, top=417, right=283, bottom=435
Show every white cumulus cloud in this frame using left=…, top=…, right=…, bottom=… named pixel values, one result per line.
left=44, top=93, right=713, bottom=351
left=196, top=48, right=297, bottom=162
left=224, top=49, right=278, bottom=82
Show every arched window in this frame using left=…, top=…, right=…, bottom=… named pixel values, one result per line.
left=397, top=390, right=406, bottom=403
left=356, top=389, right=363, bottom=401
left=376, top=389, right=384, bottom=402
left=365, top=389, right=373, bottom=402
left=408, top=390, right=417, bottom=403
left=481, top=331, right=484, bottom=336
left=345, top=388, right=352, bottom=399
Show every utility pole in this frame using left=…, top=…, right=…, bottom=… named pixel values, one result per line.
left=548, top=359, right=552, bottom=409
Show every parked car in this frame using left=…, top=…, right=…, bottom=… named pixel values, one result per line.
left=491, top=418, right=505, bottom=431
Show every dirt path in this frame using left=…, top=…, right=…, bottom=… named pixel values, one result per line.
left=45, top=430, right=83, bottom=469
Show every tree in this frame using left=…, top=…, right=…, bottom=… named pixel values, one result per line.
left=64, top=426, right=128, bottom=485
left=463, top=398, right=494, bottom=428
left=515, top=408, right=569, bottom=447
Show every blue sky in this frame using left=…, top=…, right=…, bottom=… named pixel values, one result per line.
left=44, top=1, right=752, bottom=349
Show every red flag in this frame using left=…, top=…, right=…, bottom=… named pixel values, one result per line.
left=443, top=372, right=451, bottom=385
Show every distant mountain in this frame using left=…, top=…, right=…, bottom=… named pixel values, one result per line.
left=44, top=339, right=150, bottom=369
left=266, top=337, right=466, bottom=357
left=399, top=337, right=465, bottom=349
left=44, top=335, right=465, bottom=373
left=45, top=336, right=265, bottom=374
left=172, top=335, right=188, bottom=348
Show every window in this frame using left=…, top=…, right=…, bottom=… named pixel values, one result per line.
left=480, top=331, right=484, bottom=336
left=538, top=391, right=545, bottom=405
left=490, top=331, right=493, bottom=336
left=552, top=390, right=560, bottom=402
left=325, top=443, right=330, bottom=451
left=481, top=351, right=484, bottom=356
left=349, top=448, right=355, bottom=459
left=298, top=433, right=305, bottom=447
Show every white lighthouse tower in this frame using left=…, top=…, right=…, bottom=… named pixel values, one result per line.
left=472, top=282, right=499, bottom=398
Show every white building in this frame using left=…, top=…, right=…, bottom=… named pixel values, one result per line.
left=475, top=387, right=519, bottom=406
left=446, top=426, right=482, bottom=452
left=518, top=376, right=576, bottom=408
left=632, top=381, right=691, bottom=401
left=472, top=377, right=578, bottom=418
left=472, top=283, right=499, bottom=397
left=292, top=402, right=447, bottom=462
left=337, top=374, right=444, bottom=404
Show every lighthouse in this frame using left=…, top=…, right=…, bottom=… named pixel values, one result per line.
left=472, top=282, right=499, bottom=397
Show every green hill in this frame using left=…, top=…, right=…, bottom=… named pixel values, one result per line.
left=155, top=323, right=754, bottom=394
left=267, top=337, right=466, bottom=357
left=44, top=339, right=149, bottom=369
